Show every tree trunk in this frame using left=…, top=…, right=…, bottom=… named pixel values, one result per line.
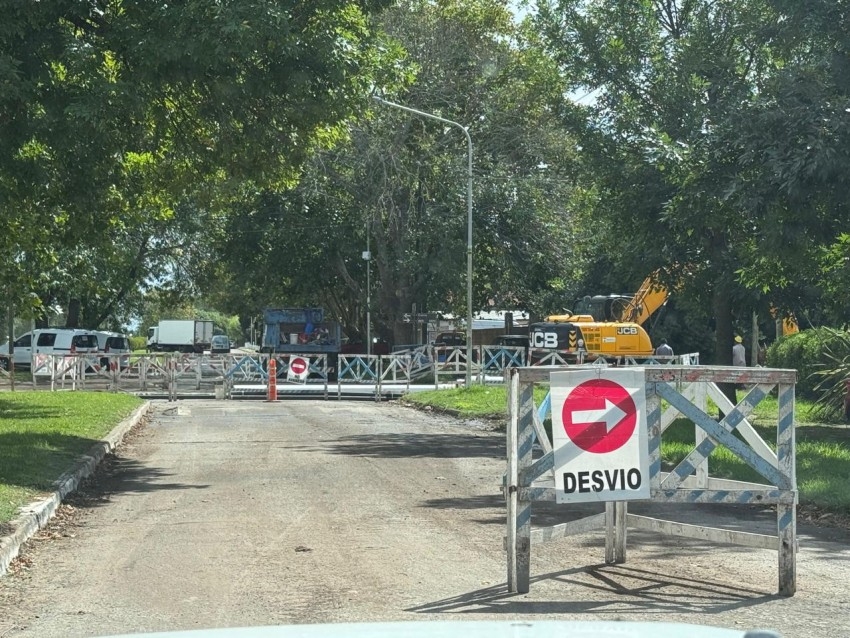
left=392, top=321, right=410, bottom=347
left=66, top=298, right=81, bottom=328
left=713, top=283, right=737, bottom=408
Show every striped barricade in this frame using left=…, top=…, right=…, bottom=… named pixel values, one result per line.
left=407, top=345, right=433, bottom=380
left=505, top=365, right=798, bottom=597
left=480, top=345, right=525, bottom=380
left=337, top=354, right=380, bottom=400
left=433, top=346, right=480, bottom=387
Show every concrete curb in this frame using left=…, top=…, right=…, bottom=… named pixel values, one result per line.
left=0, top=401, right=152, bottom=576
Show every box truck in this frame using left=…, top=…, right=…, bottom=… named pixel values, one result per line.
left=147, top=320, right=214, bottom=353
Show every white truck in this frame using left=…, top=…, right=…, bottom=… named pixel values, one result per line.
left=146, top=320, right=214, bottom=353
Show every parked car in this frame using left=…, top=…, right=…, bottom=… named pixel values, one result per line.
left=210, top=335, right=231, bottom=354
left=432, top=331, right=466, bottom=347
left=95, top=331, right=132, bottom=370
left=0, top=328, right=100, bottom=369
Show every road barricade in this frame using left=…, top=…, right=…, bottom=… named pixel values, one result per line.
left=337, top=354, right=380, bottom=400
left=0, top=355, right=9, bottom=381
left=433, top=346, right=482, bottom=387
left=478, top=345, right=525, bottom=382
left=380, top=352, right=412, bottom=390
left=505, top=365, right=798, bottom=596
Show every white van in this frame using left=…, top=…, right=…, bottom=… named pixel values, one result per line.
left=0, top=328, right=100, bottom=369
left=94, top=331, right=132, bottom=369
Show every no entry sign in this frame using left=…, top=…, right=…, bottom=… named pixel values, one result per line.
left=551, top=369, right=649, bottom=504
left=288, top=356, right=310, bottom=381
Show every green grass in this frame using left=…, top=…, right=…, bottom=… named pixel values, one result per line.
left=0, top=391, right=144, bottom=524
left=406, top=385, right=850, bottom=515
left=406, top=385, right=550, bottom=419
left=661, top=418, right=850, bottom=513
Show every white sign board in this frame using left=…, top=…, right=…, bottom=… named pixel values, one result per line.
left=551, top=368, right=650, bottom=504
left=287, top=356, right=310, bottom=382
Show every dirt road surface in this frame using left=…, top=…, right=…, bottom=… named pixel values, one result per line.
left=1, top=400, right=848, bottom=637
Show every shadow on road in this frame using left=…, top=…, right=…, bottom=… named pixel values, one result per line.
left=64, top=453, right=210, bottom=510
left=407, top=563, right=779, bottom=616
left=305, top=432, right=504, bottom=459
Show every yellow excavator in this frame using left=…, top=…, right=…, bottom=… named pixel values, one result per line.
left=533, top=274, right=800, bottom=360
left=531, top=274, right=669, bottom=359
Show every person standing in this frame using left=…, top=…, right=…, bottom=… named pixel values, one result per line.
left=655, top=338, right=673, bottom=357
left=732, top=335, right=746, bottom=366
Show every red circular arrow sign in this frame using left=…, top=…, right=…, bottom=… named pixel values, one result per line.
left=290, top=357, right=308, bottom=375
left=561, top=379, right=637, bottom=454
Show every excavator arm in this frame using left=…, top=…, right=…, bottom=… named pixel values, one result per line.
left=617, top=274, right=669, bottom=325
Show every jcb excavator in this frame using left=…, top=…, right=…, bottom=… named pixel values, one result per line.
left=530, top=274, right=669, bottom=360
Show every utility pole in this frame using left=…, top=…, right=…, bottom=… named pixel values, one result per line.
left=751, top=311, right=759, bottom=367
left=7, top=296, right=14, bottom=391
left=372, top=95, right=474, bottom=387
left=364, top=218, right=371, bottom=356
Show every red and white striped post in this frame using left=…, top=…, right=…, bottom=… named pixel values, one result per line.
left=267, top=357, right=278, bottom=402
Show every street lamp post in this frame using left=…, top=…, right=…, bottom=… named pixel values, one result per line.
left=372, top=95, right=474, bottom=387
left=363, top=219, right=371, bottom=357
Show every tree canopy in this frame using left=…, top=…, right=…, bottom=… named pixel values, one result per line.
left=5, top=0, right=850, bottom=359
left=1, top=0, right=392, bottom=325
left=533, top=0, right=850, bottom=361
left=201, top=0, right=590, bottom=342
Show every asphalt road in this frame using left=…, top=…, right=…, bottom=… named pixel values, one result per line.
left=1, top=399, right=849, bottom=638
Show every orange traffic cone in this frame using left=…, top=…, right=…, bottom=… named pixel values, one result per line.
left=267, top=358, right=278, bottom=402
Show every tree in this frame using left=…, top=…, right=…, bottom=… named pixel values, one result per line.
left=533, top=0, right=805, bottom=367
left=0, top=0, right=393, bottom=327
left=712, top=2, right=850, bottom=328
left=204, top=0, right=591, bottom=344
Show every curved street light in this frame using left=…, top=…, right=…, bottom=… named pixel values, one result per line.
left=372, top=95, right=474, bottom=387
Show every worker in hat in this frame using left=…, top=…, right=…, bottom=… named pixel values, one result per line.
left=732, top=335, right=746, bottom=366
left=655, top=338, right=673, bottom=358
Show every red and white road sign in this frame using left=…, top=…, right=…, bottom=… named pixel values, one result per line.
left=288, top=356, right=310, bottom=381
left=562, top=379, right=637, bottom=454
left=551, top=369, right=649, bottom=504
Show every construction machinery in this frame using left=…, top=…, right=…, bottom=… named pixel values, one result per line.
left=531, top=274, right=669, bottom=360
left=529, top=315, right=654, bottom=359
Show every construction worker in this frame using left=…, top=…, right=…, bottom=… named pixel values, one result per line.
left=732, top=336, right=746, bottom=366
left=655, top=338, right=673, bottom=357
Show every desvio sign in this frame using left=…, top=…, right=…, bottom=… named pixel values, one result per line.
left=550, top=369, right=650, bottom=504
